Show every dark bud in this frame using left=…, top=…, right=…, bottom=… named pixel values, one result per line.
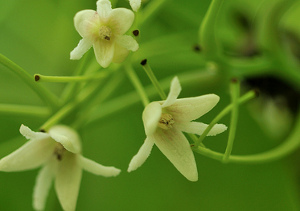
left=40, top=129, right=46, bottom=133
left=231, top=78, right=238, bottom=83
left=193, top=44, right=201, bottom=52
left=140, top=59, right=147, bottom=66
left=132, top=30, right=140, bottom=37
left=34, top=75, right=40, bottom=81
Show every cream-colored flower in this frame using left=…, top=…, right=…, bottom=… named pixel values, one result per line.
left=70, top=0, right=139, bottom=68
left=0, top=125, right=121, bottom=211
left=129, top=0, right=141, bottom=12
left=128, top=77, right=227, bottom=181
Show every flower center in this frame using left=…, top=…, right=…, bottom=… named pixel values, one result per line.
left=99, top=26, right=112, bottom=41
left=158, top=113, right=175, bottom=130
left=54, top=143, right=66, bottom=161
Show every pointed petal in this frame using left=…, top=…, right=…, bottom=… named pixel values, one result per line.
left=19, top=124, right=49, bottom=140
left=177, top=122, right=227, bottom=136
left=55, top=153, right=82, bottom=211
left=153, top=129, right=198, bottom=181
left=162, top=77, right=182, bottom=108
left=70, top=38, right=93, bottom=60
left=0, top=138, right=55, bottom=172
left=112, top=43, right=130, bottom=63
left=48, top=125, right=81, bottom=154
left=168, top=94, right=220, bottom=122
left=142, top=102, right=162, bottom=136
left=115, top=35, right=139, bottom=51
left=33, top=163, right=56, bottom=211
left=74, top=10, right=100, bottom=39
left=79, top=155, right=121, bottom=177
left=109, top=8, right=134, bottom=35
left=129, top=0, right=142, bottom=12
left=93, top=39, right=114, bottom=68
left=128, top=137, right=154, bottom=172
left=96, top=0, right=112, bottom=19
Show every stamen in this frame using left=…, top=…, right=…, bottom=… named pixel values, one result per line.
left=54, top=143, right=66, bottom=161
left=158, top=113, right=175, bottom=130
left=99, top=26, right=112, bottom=41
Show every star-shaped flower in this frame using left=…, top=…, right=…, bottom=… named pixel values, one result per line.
left=128, top=77, right=227, bottom=181
left=70, top=0, right=139, bottom=68
left=0, top=125, right=121, bottom=211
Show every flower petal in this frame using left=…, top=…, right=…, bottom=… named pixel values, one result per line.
left=48, top=125, right=81, bottom=154
left=0, top=138, right=55, bottom=172
left=79, top=155, right=121, bottom=177
left=153, top=129, right=198, bottom=181
left=33, top=163, right=56, bottom=211
left=129, top=0, right=142, bottom=12
left=112, top=43, right=130, bottom=63
left=168, top=94, right=220, bottom=122
left=142, top=102, right=162, bottom=136
left=55, top=153, right=82, bottom=211
left=93, top=39, right=115, bottom=68
left=127, top=137, right=154, bottom=172
left=162, top=76, right=182, bottom=108
left=19, top=124, right=49, bottom=140
left=74, top=10, right=100, bottom=39
left=70, top=38, right=93, bottom=60
left=109, top=8, right=134, bottom=35
left=96, top=0, right=112, bottom=19
left=115, top=35, right=139, bottom=51
left=177, top=122, right=227, bottom=136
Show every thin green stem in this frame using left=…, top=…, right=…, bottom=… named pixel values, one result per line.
left=87, top=69, right=220, bottom=124
left=193, top=112, right=300, bottom=164
left=141, top=59, right=167, bottom=100
left=0, top=104, right=50, bottom=117
left=223, top=79, right=240, bottom=162
left=194, top=90, right=257, bottom=146
left=72, top=72, right=124, bottom=129
left=125, top=64, right=150, bottom=107
left=34, top=71, right=109, bottom=83
left=199, top=0, right=223, bottom=58
left=0, top=53, right=59, bottom=109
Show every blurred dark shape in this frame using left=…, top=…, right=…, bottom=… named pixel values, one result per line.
left=244, top=76, right=300, bottom=114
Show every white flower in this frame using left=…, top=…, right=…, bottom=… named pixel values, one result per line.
left=0, top=125, right=121, bottom=211
left=128, top=77, right=227, bottom=181
left=129, top=0, right=141, bottom=12
left=70, top=0, right=139, bottom=68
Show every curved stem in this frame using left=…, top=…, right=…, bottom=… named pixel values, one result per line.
left=223, top=79, right=240, bottom=162
left=0, top=54, right=59, bottom=109
left=194, top=90, right=257, bottom=146
left=199, top=0, right=223, bottom=58
left=194, top=112, right=300, bottom=164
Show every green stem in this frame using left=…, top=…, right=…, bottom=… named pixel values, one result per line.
left=125, top=64, right=150, bottom=107
left=199, top=0, right=223, bottom=58
left=87, top=69, right=220, bottom=124
left=223, top=79, right=240, bottom=162
left=194, top=90, right=257, bottom=146
left=193, top=112, right=300, bottom=164
left=34, top=71, right=109, bottom=83
left=0, top=104, right=50, bottom=117
left=0, top=53, right=59, bottom=109
left=141, top=59, right=167, bottom=100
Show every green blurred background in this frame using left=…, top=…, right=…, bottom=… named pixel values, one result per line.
left=0, top=0, right=300, bottom=210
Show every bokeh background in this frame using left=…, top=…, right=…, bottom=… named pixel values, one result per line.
left=0, top=0, right=300, bottom=210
